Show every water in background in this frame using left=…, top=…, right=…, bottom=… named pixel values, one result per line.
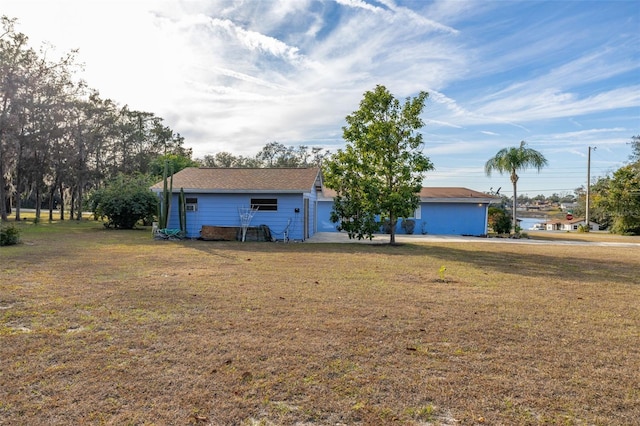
left=519, top=217, right=545, bottom=230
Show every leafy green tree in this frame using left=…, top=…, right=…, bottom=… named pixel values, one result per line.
left=200, top=152, right=239, bottom=167
left=323, top=85, right=434, bottom=244
left=576, top=177, right=613, bottom=229
left=607, top=164, right=640, bottom=235
left=198, top=144, right=328, bottom=169
left=256, top=141, right=287, bottom=167
left=255, top=142, right=327, bottom=168
left=148, top=153, right=198, bottom=178
left=88, top=173, right=157, bottom=229
left=577, top=136, right=640, bottom=233
left=487, top=206, right=511, bottom=234
left=485, top=141, right=548, bottom=233
left=0, top=16, right=37, bottom=221
left=1, top=16, right=187, bottom=224
left=629, top=135, right=639, bottom=162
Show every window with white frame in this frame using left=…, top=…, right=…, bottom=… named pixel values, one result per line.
left=413, top=206, right=421, bottom=220
left=186, top=197, right=198, bottom=212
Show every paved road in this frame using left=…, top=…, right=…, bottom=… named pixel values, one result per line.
left=305, top=232, right=640, bottom=247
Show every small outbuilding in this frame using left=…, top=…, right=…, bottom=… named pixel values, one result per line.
left=150, top=167, right=322, bottom=241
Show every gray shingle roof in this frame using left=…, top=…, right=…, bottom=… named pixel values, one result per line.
left=150, top=167, right=321, bottom=193
left=417, top=187, right=495, bottom=199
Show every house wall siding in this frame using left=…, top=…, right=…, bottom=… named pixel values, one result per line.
left=305, top=189, right=318, bottom=238
left=417, top=203, right=488, bottom=236
left=316, top=200, right=489, bottom=236
left=165, top=192, right=314, bottom=240
left=317, top=200, right=338, bottom=232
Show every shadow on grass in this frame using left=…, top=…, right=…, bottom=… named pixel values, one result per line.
left=180, top=239, right=640, bottom=286
left=6, top=220, right=638, bottom=287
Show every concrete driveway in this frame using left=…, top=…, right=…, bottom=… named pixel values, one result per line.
left=305, top=232, right=640, bottom=247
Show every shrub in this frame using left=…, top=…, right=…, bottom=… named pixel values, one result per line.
left=488, top=207, right=511, bottom=234
left=87, top=173, right=158, bottom=229
left=401, top=219, right=415, bottom=234
left=0, top=224, right=21, bottom=246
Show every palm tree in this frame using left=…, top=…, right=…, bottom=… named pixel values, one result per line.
left=485, top=141, right=548, bottom=233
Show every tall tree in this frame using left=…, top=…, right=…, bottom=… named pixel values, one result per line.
left=1, top=16, right=188, bottom=222
left=148, top=153, right=199, bottom=178
left=603, top=164, right=640, bottom=235
left=485, top=141, right=548, bottom=233
left=0, top=16, right=35, bottom=220
left=323, top=85, right=433, bottom=244
left=200, top=152, right=238, bottom=167
left=15, top=47, right=78, bottom=222
left=630, top=135, right=640, bottom=163
left=575, top=177, right=613, bottom=230
left=256, top=141, right=285, bottom=167
left=66, top=92, right=119, bottom=220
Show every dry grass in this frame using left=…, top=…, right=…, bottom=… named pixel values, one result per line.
left=1, top=219, right=639, bottom=425
left=528, top=230, right=640, bottom=244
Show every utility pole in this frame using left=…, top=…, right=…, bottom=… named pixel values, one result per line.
left=586, top=146, right=596, bottom=230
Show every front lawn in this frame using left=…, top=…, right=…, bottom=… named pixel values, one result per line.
left=1, top=220, right=638, bottom=424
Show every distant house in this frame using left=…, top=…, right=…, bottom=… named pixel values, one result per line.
left=318, top=187, right=498, bottom=236
left=560, top=202, right=578, bottom=212
left=150, top=168, right=322, bottom=241
left=544, top=218, right=600, bottom=231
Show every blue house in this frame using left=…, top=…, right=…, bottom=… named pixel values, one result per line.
left=318, top=187, right=497, bottom=236
left=150, top=167, right=322, bottom=241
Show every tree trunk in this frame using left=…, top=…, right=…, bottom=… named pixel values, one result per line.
left=0, top=165, right=7, bottom=221
left=48, top=182, right=55, bottom=221
left=35, top=186, right=41, bottom=221
left=70, top=190, right=75, bottom=220
left=0, top=96, right=9, bottom=221
left=48, top=174, right=61, bottom=221
left=511, top=173, right=518, bottom=233
left=389, top=214, right=396, bottom=245
left=59, top=181, right=65, bottom=220
left=76, top=185, right=83, bottom=220
left=13, top=167, right=21, bottom=221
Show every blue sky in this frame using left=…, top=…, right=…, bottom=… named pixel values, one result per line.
left=3, top=0, right=639, bottom=196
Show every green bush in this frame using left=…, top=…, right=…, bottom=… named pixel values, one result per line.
left=488, top=207, right=511, bottom=234
left=0, top=224, right=21, bottom=246
left=87, top=173, right=158, bottom=229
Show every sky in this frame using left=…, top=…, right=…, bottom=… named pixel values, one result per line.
left=3, top=0, right=639, bottom=197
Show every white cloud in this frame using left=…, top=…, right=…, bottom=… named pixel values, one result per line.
left=2, top=0, right=637, bottom=195
left=334, top=0, right=382, bottom=13
left=477, top=86, right=640, bottom=123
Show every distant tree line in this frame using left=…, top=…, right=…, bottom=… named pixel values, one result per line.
left=198, top=141, right=327, bottom=169
left=1, top=16, right=331, bottom=224
left=0, top=16, right=188, bottom=222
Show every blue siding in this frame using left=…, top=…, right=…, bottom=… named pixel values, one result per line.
left=315, top=200, right=489, bottom=236
left=317, top=200, right=339, bottom=232
left=305, top=189, right=318, bottom=238
left=165, top=192, right=316, bottom=240
left=415, top=203, right=488, bottom=236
